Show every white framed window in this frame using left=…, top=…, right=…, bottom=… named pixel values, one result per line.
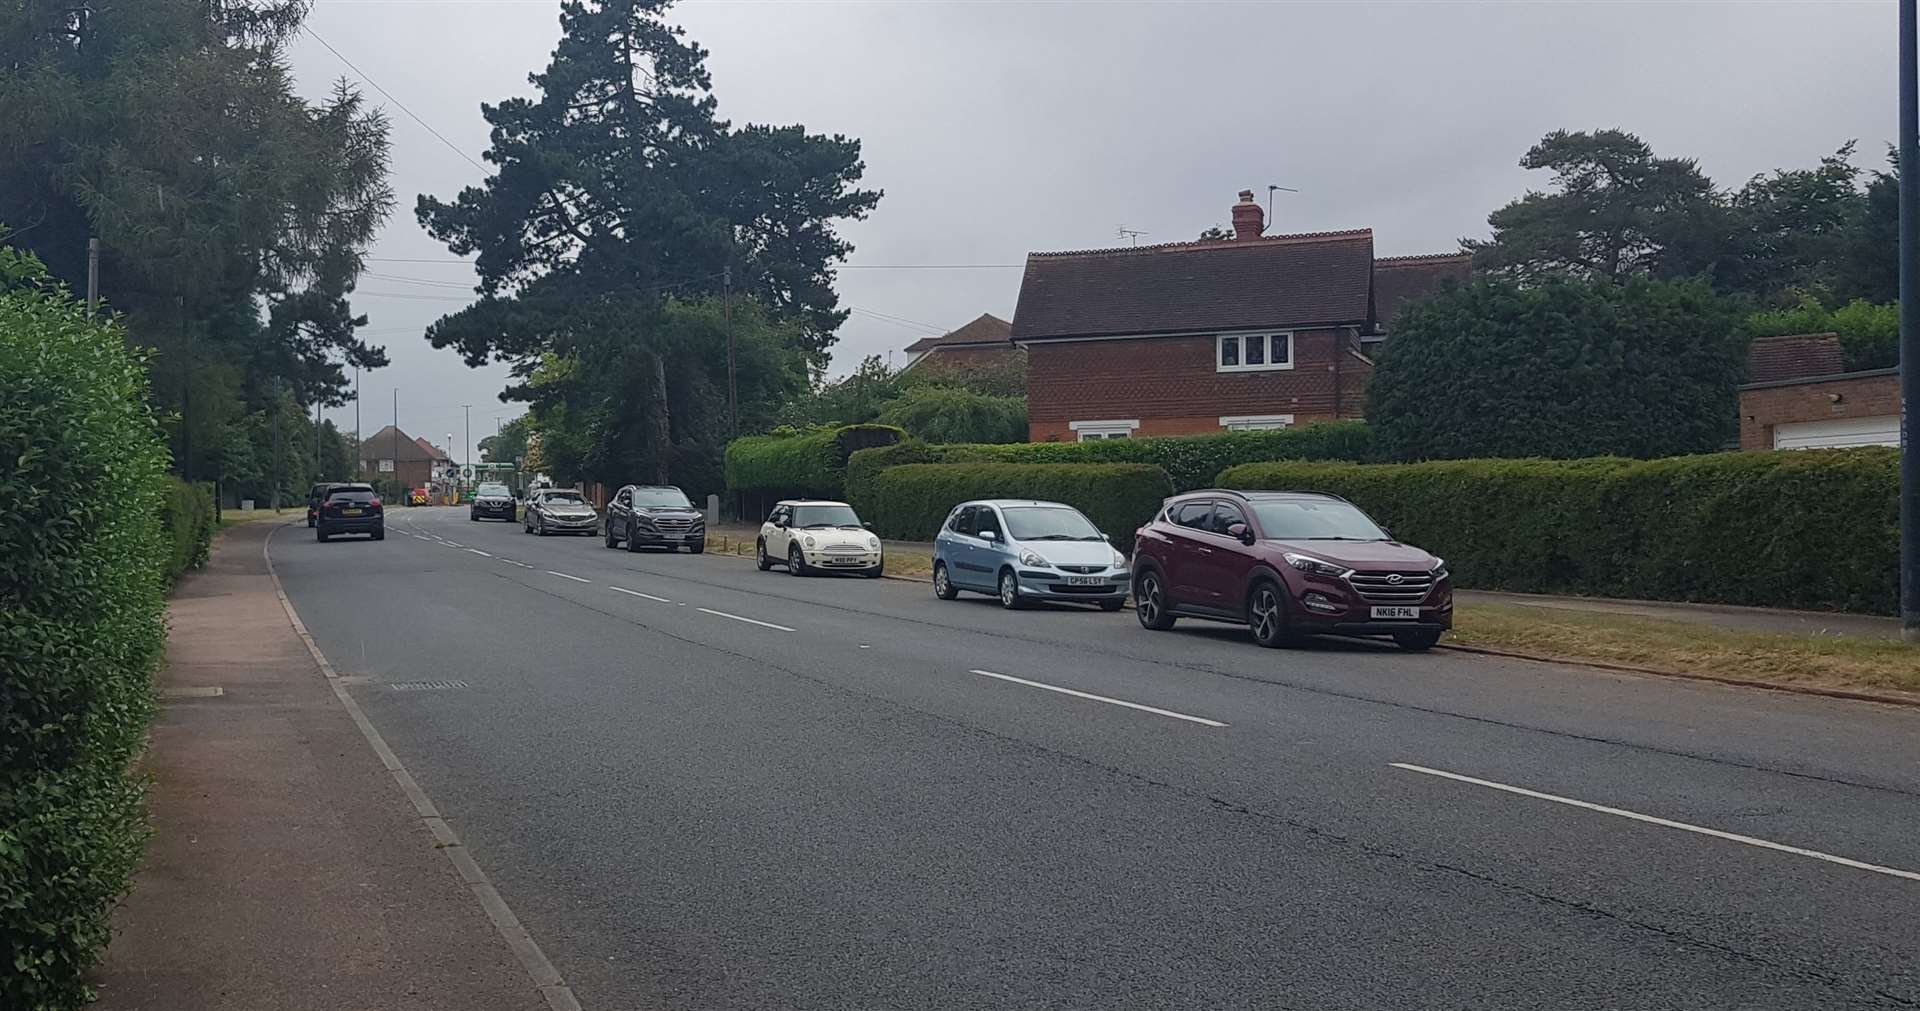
left=1216, top=332, right=1293, bottom=373
left=377, top=459, right=395, bottom=473
left=1220, top=414, right=1295, bottom=432
left=1069, top=419, right=1140, bottom=442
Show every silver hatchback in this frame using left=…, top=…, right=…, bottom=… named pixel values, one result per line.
left=932, top=500, right=1130, bottom=610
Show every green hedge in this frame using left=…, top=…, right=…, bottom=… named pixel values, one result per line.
left=1, top=258, right=169, bottom=1009
left=866, top=462, right=1174, bottom=541
left=844, top=421, right=1372, bottom=516
left=159, top=478, right=215, bottom=583
left=724, top=423, right=904, bottom=498
left=1217, top=449, right=1899, bottom=614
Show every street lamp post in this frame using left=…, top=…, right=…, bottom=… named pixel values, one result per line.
left=1902, top=0, right=1919, bottom=641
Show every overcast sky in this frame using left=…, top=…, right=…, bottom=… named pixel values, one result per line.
left=290, top=0, right=1895, bottom=456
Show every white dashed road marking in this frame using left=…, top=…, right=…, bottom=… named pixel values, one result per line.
left=696, top=608, right=794, bottom=632
left=546, top=571, right=591, bottom=583
left=969, top=669, right=1227, bottom=728
left=1391, top=763, right=1920, bottom=883
left=467, top=549, right=493, bottom=557
left=610, top=586, right=672, bottom=603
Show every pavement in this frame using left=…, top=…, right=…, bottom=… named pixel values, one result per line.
left=105, top=505, right=1920, bottom=1009
left=90, top=521, right=546, bottom=1011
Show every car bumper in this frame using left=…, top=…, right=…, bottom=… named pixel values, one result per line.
left=632, top=527, right=704, bottom=544
left=802, top=548, right=880, bottom=570
left=473, top=503, right=515, bottom=517
left=1016, top=568, right=1130, bottom=601
left=545, top=517, right=600, bottom=534
left=319, top=517, right=383, bottom=534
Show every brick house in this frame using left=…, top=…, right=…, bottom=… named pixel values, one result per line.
left=358, top=425, right=450, bottom=489
left=1011, top=190, right=1465, bottom=441
left=903, top=313, right=1019, bottom=373
left=1739, top=333, right=1901, bottom=449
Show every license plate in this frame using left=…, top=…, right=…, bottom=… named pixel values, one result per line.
left=1371, top=606, right=1419, bottom=620
left=1065, top=575, right=1107, bottom=586
left=342, top=508, right=363, bottom=516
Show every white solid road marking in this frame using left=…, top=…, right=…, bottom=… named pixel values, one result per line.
left=466, top=548, right=493, bottom=557
left=1391, top=763, right=1920, bottom=884
left=696, top=607, right=795, bottom=632
left=969, top=669, right=1227, bottom=728
left=610, top=585, right=672, bottom=603
left=546, top=570, right=591, bottom=583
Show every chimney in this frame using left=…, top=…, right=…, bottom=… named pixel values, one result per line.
left=1230, top=189, right=1264, bottom=241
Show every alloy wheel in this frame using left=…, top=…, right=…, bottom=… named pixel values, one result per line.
left=1249, top=586, right=1283, bottom=647
left=998, top=571, right=1020, bottom=609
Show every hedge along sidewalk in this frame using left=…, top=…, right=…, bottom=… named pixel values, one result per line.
left=90, top=521, right=546, bottom=1011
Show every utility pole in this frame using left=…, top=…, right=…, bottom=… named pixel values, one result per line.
left=354, top=367, right=361, bottom=477
left=724, top=264, right=737, bottom=436
left=463, top=405, right=472, bottom=480
left=392, top=388, right=399, bottom=497
left=270, top=378, right=282, bottom=512
left=85, top=237, right=99, bottom=317
left=1901, top=0, right=1920, bottom=642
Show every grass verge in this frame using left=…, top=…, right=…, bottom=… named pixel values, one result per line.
left=1449, top=604, right=1919, bottom=697
left=705, top=527, right=935, bottom=579
left=217, top=507, right=297, bottom=529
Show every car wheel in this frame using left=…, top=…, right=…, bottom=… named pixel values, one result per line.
left=626, top=522, right=643, bottom=552
left=933, top=562, right=959, bottom=600
left=687, top=540, right=705, bottom=555
left=1394, top=629, right=1443, bottom=652
left=316, top=529, right=329, bottom=543
left=605, top=523, right=618, bottom=549
left=756, top=540, right=773, bottom=571
left=306, top=517, right=314, bottom=528
left=535, top=518, right=547, bottom=537
left=1098, top=597, right=1125, bottom=612
left=1135, top=569, right=1176, bottom=630
left=1247, top=580, right=1290, bottom=649
left=372, top=527, right=386, bottom=541
left=997, top=569, right=1024, bottom=610
left=787, top=545, right=807, bottom=576
left=469, top=511, right=477, bottom=522
left=863, top=561, right=884, bottom=579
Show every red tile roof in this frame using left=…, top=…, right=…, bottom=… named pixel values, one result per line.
left=1746, top=333, right=1847, bottom=385
left=905, top=313, right=1013, bottom=354
left=1373, top=252, right=1471, bottom=329
left=1010, top=229, right=1376, bottom=341
left=413, top=436, right=451, bottom=462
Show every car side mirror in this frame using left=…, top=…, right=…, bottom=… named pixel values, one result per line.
left=980, top=530, right=998, bottom=542
left=863, top=521, right=874, bottom=530
left=1102, top=533, right=1111, bottom=542
left=1227, top=522, right=1255, bottom=545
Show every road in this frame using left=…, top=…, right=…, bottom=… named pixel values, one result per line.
left=271, top=505, right=1920, bottom=1010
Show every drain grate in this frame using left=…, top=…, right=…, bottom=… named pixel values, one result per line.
left=388, top=679, right=470, bottom=692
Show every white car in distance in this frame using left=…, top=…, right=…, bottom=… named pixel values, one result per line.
left=757, top=500, right=884, bottom=578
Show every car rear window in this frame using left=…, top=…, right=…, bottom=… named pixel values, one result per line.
left=327, top=487, right=376, bottom=504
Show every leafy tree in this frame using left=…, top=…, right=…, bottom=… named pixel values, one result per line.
left=1367, top=278, right=1744, bottom=461
left=1747, top=295, right=1898, bottom=371
left=776, top=354, right=903, bottom=429
left=1836, top=149, right=1900, bottom=303
left=1197, top=226, right=1232, bottom=241
left=1723, top=144, right=1869, bottom=297
left=416, top=0, right=879, bottom=486
left=901, top=352, right=1028, bottom=398
left=479, top=415, right=533, bottom=465
left=1463, top=129, right=1727, bottom=284
left=876, top=385, right=1027, bottom=444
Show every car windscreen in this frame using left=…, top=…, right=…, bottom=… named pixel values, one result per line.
left=1002, top=506, right=1101, bottom=541
left=1247, top=500, right=1387, bottom=541
left=543, top=492, right=587, bottom=506
left=631, top=488, right=692, bottom=508
left=478, top=484, right=511, bottom=497
left=327, top=488, right=377, bottom=504
left=790, top=504, right=860, bottom=528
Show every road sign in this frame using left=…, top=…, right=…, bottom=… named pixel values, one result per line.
left=460, top=465, right=475, bottom=480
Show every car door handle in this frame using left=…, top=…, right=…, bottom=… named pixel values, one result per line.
left=1195, top=546, right=1214, bottom=555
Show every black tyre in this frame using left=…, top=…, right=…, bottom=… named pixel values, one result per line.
left=535, top=517, right=548, bottom=537
left=687, top=540, right=705, bottom=555
left=316, top=529, right=329, bottom=543
left=605, top=522, right=619, bottom=549
left=1394, top=629, right=1443, bottom=652
left=787, top=544, right=807, bottom=576
left=372, top=527, right=386, bottom=542
left=756, top=540, right=773, bottom=571
left=469, top=511, right=478, bottom=522
left=1247, top=580, right=1290, bottom=649
left=997, top=569, right=1024, bottom=610
left=862, top=562, right=884, bottom=579
left=933, top=562, right=960, bottom=600
left=626, top=522, right=643, bottom=552
left=1098, top=597, right=1125, bottom=612
left=1135, top=568, right=1176, bottom=630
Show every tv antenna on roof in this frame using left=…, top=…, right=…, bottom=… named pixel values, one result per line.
left=1117, top=225, right=1148, bottom=247
left=1267, top=184, right=1300, bottom=226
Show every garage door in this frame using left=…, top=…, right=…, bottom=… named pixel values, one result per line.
left=1772, top=415, right=1900, bottom=450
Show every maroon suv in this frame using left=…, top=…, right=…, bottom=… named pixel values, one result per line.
left=1132, top=490, right=1451, bottom=650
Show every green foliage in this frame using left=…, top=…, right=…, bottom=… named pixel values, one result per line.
left=158, top=478, right=215, bottom=582
left=1747, top=295, right=1898, bottom=371
left=843, top=422, right=1375, bottom=515
left=875, top=385, right=1026, bottom=445
left=724, top=424, right=904, bottom=497
left=479, top=415, right=533, bottom=465
left=776, top=354, right=905, bottom=429
left=0, top=267, right=169, bottom=1010
left=1218, top=450, right=1899, bottom=614
left=900, top=351, right=1028, bottom=398
left=1367, top=278, right=1743, bottom=460
left=866, top=463, right=1174, bottom=541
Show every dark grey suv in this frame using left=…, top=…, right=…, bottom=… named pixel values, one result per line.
left=605, top=485, right=705, bottom=553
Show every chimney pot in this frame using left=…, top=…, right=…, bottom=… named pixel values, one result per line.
left=1231, top=189, right=1264, bottom=241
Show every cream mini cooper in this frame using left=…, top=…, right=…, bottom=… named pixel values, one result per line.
left=756, top=500, right=884, bottom=578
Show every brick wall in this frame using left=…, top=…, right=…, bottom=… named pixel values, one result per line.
left=1738, top=372, right=1901, bottom=449
left=1025, top=329, right=1370, bottom=441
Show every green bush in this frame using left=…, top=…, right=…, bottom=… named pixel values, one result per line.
left=159, top=478, right=215, bottom=582
left=844, top=422, right=1373, bottom=516
left=874, top=385, right=1026, bottom=445
left=866, top=462, right=1174, bottom=541
left=1218, top=448, right=1899, bottom=613
left=724, top=423, right=904, bottom=498
left=1, top=256, right=169, bottom=1010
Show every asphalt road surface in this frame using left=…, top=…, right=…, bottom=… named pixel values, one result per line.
left=272, top=506, right=1920, bottom=1010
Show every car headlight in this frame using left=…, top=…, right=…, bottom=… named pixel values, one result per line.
left=1110, top=548, right=1128, bottom=568
left=867, top=536, right=881, bottom=550
left=1283, top=552, right=1352, bottom=578
left=1431, top=558, right=1449, bottom=580
left=804, top=536, right=816, bottom=548
left=1018, top=549, right=1050, bottom=568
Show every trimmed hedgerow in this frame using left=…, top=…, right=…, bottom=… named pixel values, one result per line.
left=724, top=423, right=905, bottom=498
left=843, top=422, right=1373, bottom=516
left=159, top=477, right=215, bottom=583
left=865, top=462, right=1174, bottom=542
left=1217, top=448, right=1899, bottom=614
left=1, top=256, right=170, bottom=1010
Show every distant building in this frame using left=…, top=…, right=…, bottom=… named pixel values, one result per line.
left=358, top=425, right=450, bottom=488
left=902, top=313, right=1019, bottom=372
left=1739, top=333, right=1900, bottom=449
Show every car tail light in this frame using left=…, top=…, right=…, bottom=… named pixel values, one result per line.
left=369, top=497, right=382, bottom=508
